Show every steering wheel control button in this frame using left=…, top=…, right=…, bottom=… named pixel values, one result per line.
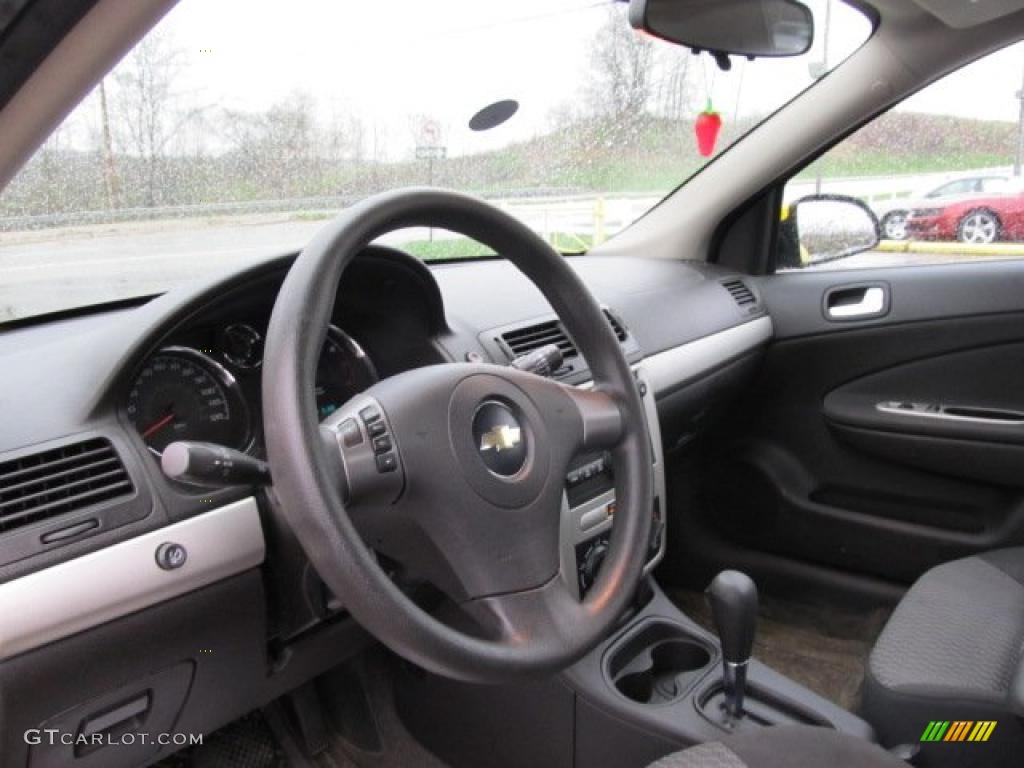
left=321, top=397, right=404, bottom=504
left=155, top=542, right=188, bottom=570
left=472, top=400, right=527, bottom=477
left=340, top=418, right=363, bottom=447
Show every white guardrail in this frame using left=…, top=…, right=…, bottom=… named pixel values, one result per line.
left=785, top=166, right=1015, bottom=206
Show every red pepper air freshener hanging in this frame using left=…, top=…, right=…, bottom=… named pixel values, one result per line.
left=695, top=99, right=722, bottom=157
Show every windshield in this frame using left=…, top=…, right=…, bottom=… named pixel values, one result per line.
left=0, top=0, right=870, bottom=322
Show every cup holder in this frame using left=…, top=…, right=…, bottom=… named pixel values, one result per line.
left=605, top=620, right=714, bottom=705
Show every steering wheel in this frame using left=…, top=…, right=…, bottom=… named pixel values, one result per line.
left=263, top=188, right=653, bottom=682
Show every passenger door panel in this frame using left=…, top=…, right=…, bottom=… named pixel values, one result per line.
left=698, top=262, right=1024, bottom=591
left=824, top=342, right=1024, bottom=487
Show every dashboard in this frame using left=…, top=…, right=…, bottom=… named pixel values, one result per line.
left=0, top=243, right=772, bottom=767
left=0, top=247, right=769, bottom=562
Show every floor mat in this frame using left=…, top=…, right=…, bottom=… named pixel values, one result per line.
left=669, top=588, right=890, bottom=711
left=153, top=653, right=448, bottom=768
left=313, top=650, right=450, bottom=768
left=153, top=711, right=287, bottom=768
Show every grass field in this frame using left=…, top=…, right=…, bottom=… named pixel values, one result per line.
left=400, top=232, right=594, bottom=261
left=798, top=153, right=1009, bottom=180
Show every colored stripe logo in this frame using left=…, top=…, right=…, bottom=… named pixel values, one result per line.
left=920, top=721, right=997, bottom=742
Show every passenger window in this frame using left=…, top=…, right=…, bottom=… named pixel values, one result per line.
left=928, top=180, right=971, bottom=197
left=778, top=41, right=1024, bottom=271
left=981, top=177, right=1010, bottom=193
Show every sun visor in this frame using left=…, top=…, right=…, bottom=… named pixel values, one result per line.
left=912, top=0, right=1024, bottom=29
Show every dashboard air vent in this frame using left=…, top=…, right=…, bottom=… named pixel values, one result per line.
left=604, top=309, right=628, bottom=342
left=0, top=438, right=133, bottom=534
left=499, top=319, right=578, bottom=359
left=722, top=279, right=756, bottom=308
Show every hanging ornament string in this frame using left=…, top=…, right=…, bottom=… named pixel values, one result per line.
left=695, top=54, right=723, bottom=157
left=701, top=54, right=715, bottom=101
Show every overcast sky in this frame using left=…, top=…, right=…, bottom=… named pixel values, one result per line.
left=49, top=0, right=1024, bottom=161
left=135, top=0, right=875, bottom=158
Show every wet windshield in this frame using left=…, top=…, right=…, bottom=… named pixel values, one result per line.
left=0, top=0, right=870, bottom=322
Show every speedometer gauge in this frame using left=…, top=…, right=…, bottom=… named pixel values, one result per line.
left=127, top=347, right=250, bottom=455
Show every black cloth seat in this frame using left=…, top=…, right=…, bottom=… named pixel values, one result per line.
left=646, top=725, right=904, bottom=768
left=861, top=547, right=1024, bottom=766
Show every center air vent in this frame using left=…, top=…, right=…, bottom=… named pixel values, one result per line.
left=497, top=309, right=629, bottom=360
left=498, top=318, right=579, bottom=359
left=721, top=279, right=757, bottom=308
left=604, top=309, right=628, bottom=342
left=0, top=438, right=133, bottom=534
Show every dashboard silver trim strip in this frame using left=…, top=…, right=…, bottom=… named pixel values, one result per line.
left=0, top=497, right=265, bottom=661
left=643, top=316, right=773, bottom=398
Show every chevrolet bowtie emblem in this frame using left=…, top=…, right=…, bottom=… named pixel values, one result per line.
left=479, top=424, right=522, bottom=452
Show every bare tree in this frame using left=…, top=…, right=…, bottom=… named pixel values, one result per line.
left=321, top=108, right=367, bottom=165
left=111, top=31, right=205, bottom=206
left=98, top=80, right=121, bottom=209
left=655, top=49, right=697, bottom=120
left=586, top=6, right=655, bottom=119
left=225, top=91, right=319, bottom=197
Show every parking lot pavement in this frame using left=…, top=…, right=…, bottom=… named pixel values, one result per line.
left=0, top=217, right=321, bottom=321
left=812, top=247, right=1024, bottom=271
left=4, top=209, right=1024, bottom=321
left=0, top=216, right=463, bottom=321
left=0, top=194, right=657, bottom=321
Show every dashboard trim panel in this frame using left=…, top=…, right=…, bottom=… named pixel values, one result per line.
left=643, top=316, right=773, bottom=399
left=0, top=497, right=264, bottom=661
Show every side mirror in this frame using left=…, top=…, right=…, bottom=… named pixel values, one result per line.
left=779, top=194, right=880, bottom=268
left=629, top=0, right=814, bottom=61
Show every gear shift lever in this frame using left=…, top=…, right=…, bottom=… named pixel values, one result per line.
left=707, top=570, right=758, bottom=719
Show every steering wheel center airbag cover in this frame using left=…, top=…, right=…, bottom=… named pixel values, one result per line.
left=451, top=374, right=549, bottom=506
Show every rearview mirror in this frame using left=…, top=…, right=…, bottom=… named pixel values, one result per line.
left=778, top=195, right=880, bottom=268
left=629, top=0, right=814, bottom=60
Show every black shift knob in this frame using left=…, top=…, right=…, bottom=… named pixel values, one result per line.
left=707, top=570, right=758, bottom=664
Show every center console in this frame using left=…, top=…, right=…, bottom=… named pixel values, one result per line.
left=392, top=364, right=878, bottom=768
left=555, top=369, right=875, bottom=751
left=560, top=366, right=667, bottom=599
left=562, top=582, right=875, bottom=764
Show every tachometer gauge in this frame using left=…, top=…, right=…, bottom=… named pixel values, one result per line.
left=315, top=327, right=378, bottom=419
left=127, top=347, right=250, bottom=455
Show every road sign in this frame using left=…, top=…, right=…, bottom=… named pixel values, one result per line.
left=415, top=146, right=447, bottom=160
left=419, top=118, right=441, bottom=146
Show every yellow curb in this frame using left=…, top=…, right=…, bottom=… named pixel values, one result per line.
left=876, top=240, right=910, bottom=253
left=877, top=240, right=1024, bottom=256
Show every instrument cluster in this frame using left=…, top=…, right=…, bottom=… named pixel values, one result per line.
left=127, top=323, right=377, bottom=457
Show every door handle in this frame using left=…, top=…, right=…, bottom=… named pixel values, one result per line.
left=824, top=284, right=888, bottom=320
left=79, top=694, right=150, bottom=739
